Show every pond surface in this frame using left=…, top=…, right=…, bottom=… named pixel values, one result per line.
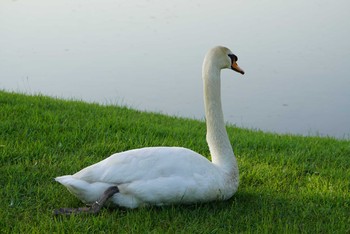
left=1, top=0, right=349, bottom=139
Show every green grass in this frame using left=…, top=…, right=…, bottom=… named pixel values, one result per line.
left=1, top=90, right=349, bottom=233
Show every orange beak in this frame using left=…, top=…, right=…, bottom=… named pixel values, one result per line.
left=231, top=62, right=245, bottom=75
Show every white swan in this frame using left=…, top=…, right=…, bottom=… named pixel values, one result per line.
left=54, top=46, right=245, bottom=214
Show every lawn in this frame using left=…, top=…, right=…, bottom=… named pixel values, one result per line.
left=0, top=91, right=349, bottom=233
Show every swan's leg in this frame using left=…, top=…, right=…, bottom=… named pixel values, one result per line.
left=53, top=186, right=119, bottom=215
left=89, top=186, right=119, bottom=214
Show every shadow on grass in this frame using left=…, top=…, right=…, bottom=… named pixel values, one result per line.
left=16, top=186, right=344, bottom=233
left=92, top=190, right=347, bottom=232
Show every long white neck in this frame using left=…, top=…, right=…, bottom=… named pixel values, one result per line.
left=202, top=59, right=238, bottom=176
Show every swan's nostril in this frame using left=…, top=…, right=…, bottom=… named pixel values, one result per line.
left=231, top=63, right=244, bottom=75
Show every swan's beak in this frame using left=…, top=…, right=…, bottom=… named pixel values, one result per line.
left=231, top=62, right=245, bottom=75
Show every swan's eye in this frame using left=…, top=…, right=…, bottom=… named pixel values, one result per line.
left=228, top=54, right=238, bottom=62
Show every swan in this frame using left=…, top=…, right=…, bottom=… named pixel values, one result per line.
left=54, top=46, right=245, bottom=215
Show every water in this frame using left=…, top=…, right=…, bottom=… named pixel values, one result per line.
left=1, top=0, right=349, bottom=139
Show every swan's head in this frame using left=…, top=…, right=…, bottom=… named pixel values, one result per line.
left=205, top=46, right=245, bottom=75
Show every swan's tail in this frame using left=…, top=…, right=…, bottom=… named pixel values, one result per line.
left=55, top=175, right=114, bottom=204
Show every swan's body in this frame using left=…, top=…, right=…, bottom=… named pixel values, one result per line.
left=55, top=46, right=244, bottom=209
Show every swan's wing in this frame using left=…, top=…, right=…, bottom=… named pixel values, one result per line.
left=71, top=147, right=213, bottom=185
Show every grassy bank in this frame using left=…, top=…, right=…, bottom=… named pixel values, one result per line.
left=0, top=90, right=349, bottom=233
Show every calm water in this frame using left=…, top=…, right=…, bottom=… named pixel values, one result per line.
left=1, top=0, right=349, bottom=139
